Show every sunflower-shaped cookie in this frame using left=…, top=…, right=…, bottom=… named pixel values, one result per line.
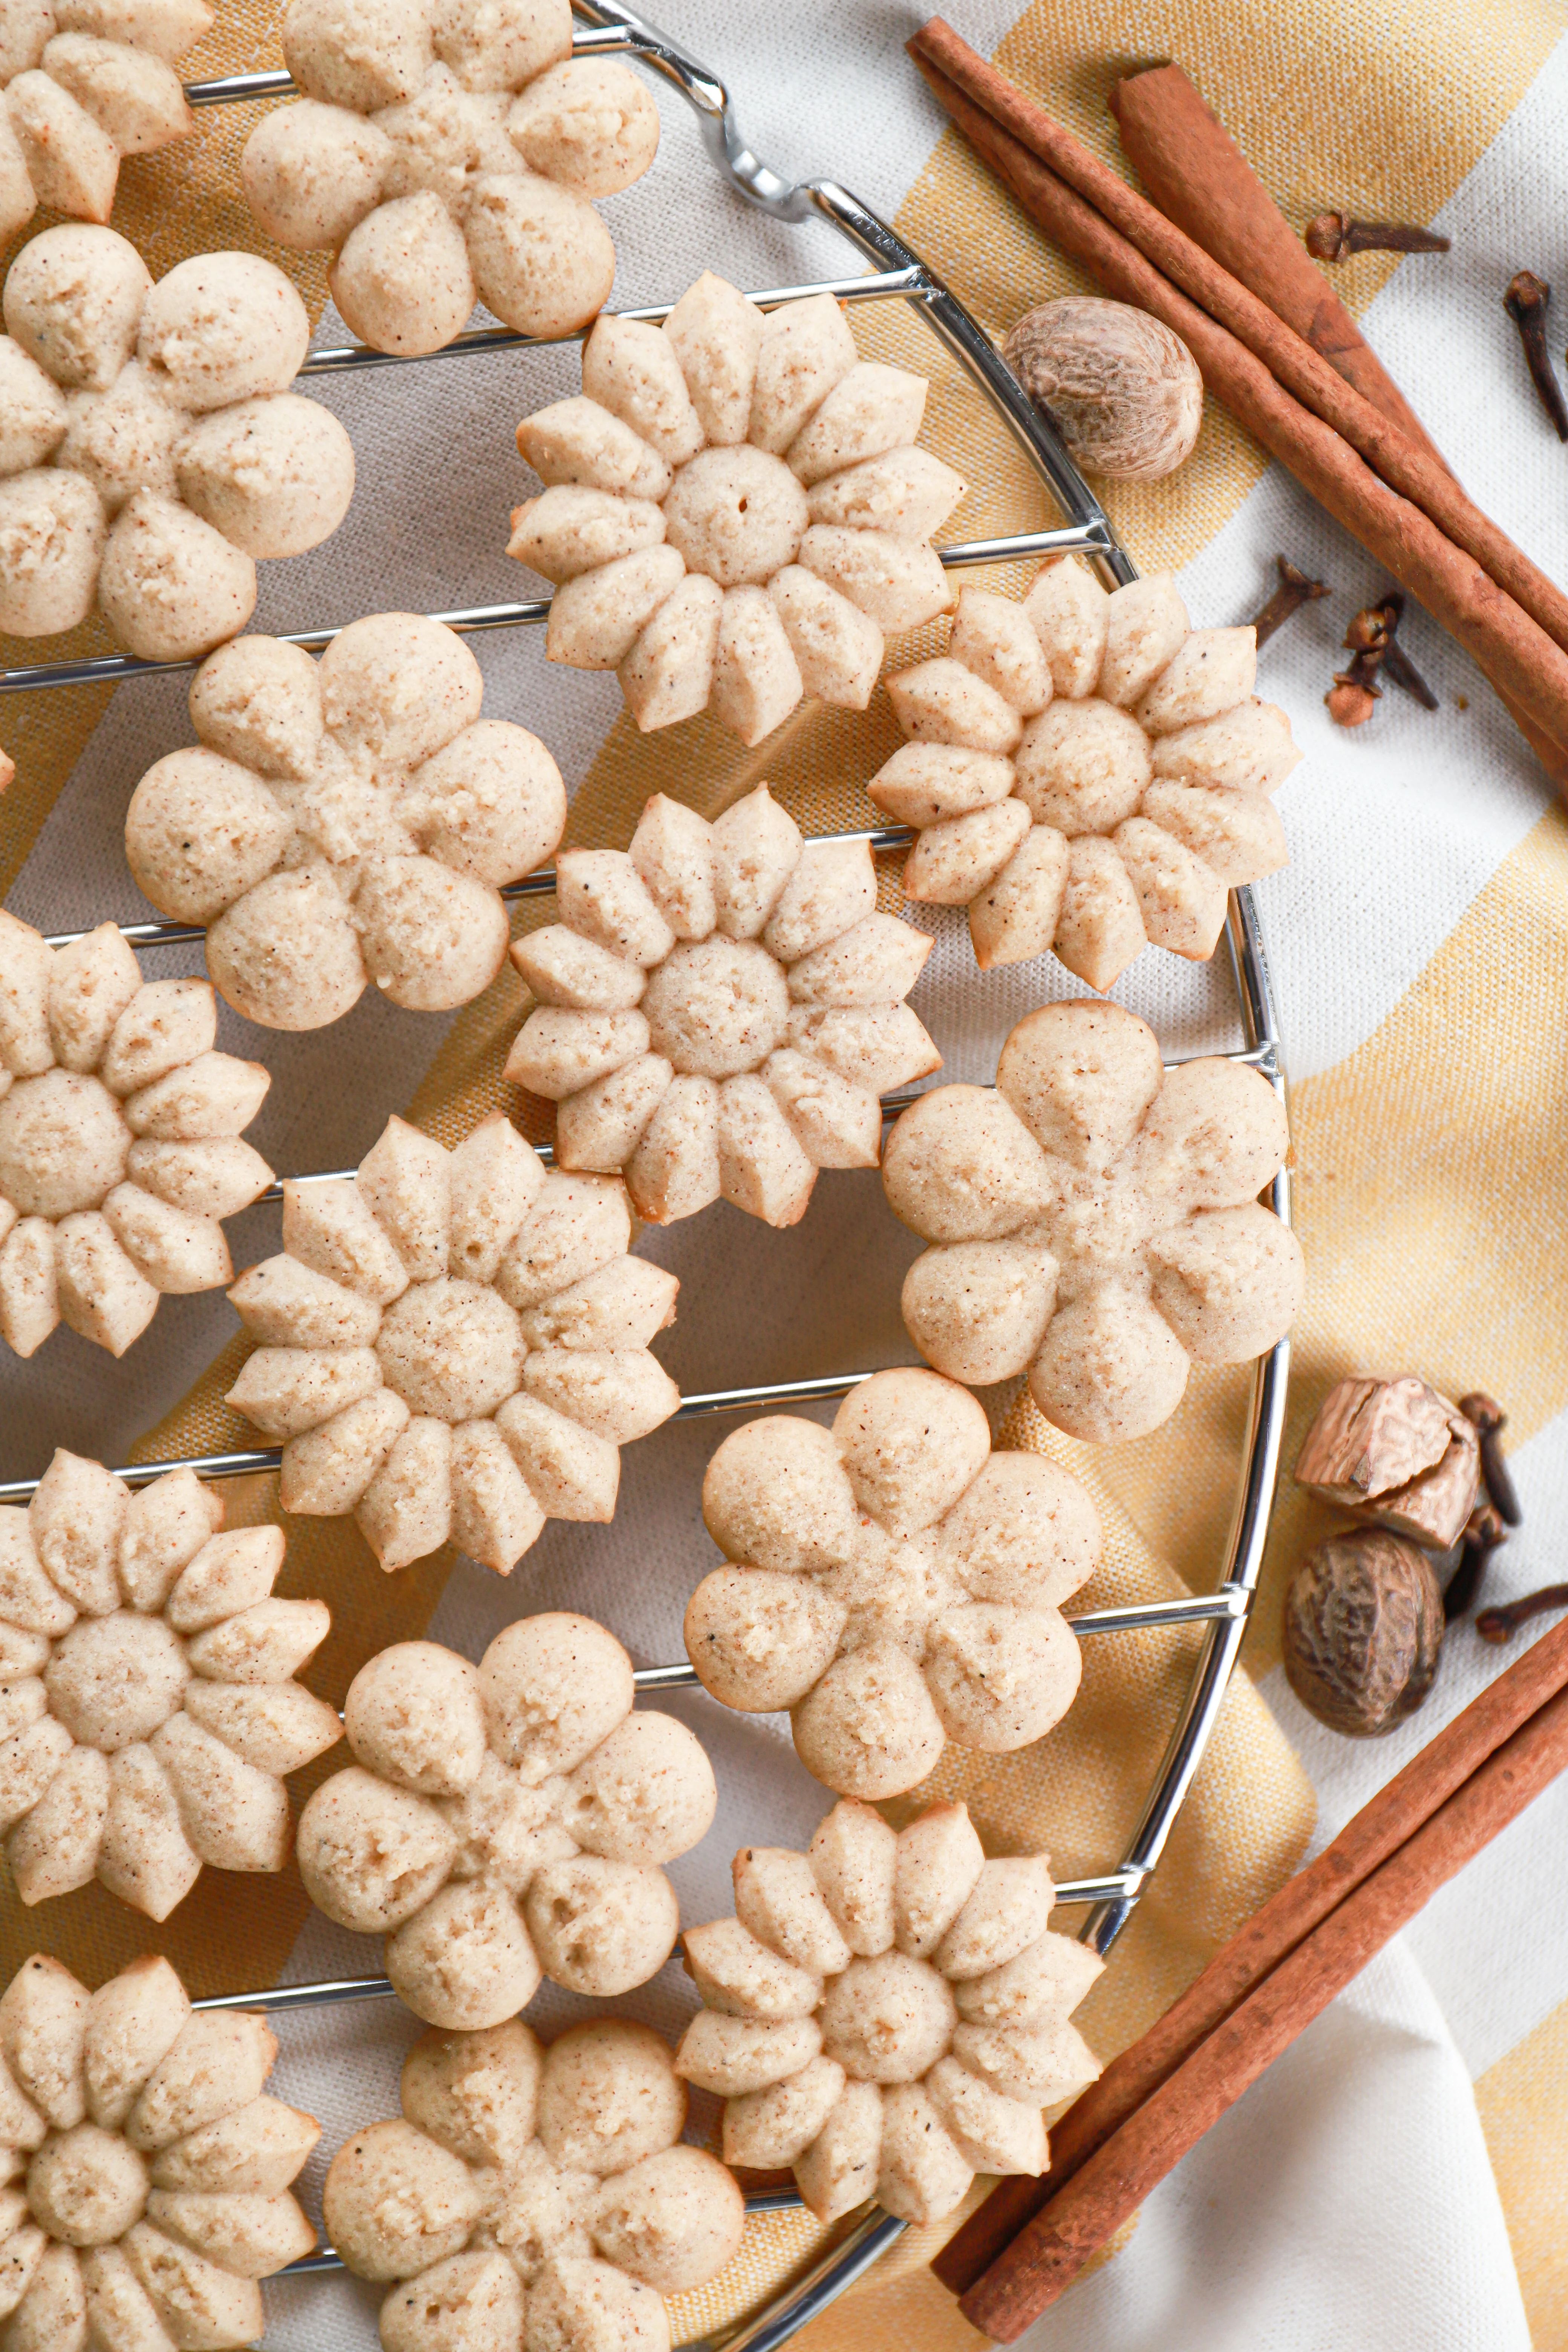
left=676, top=1797, right=1101, bottom=2228
left=0, top=1450, right=340, bottom=1922
left=1, top=1, right=207, bottom=235
left=0, top=915, right=272, bottom=1362
left=126, top=615, right=568, bottom=1032
left=507, top=784, right=939, bottom=1228
left=0, top=1949, right=319, bottom=2348
left=685, top=1369, right=1098, bottom=1799
left=241, top=0, right=658, bottom=356
left=297, top=1614, right=717, bottom=2030
left=510, top=271, right=965, bottom=743
left=0, top=223, right=354, bottom=658
left=325, top=2015, right=743, bottom=2352
left=883, top=1000, right=1303, bottom=1443
left=870, top=562, right=1298, bottom=990
left=225, top=1113, right=680, bottom=1572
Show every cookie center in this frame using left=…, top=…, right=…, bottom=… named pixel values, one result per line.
left=640, top=939, right=790, bottom=1080
left=817, top=1951, right=957, bottom=2084
left=375, top=1275, right=525, bottom=1421
left=0, top=1070, right=131, bottom=1219
left=661, top=446, right=809, bottom=589
left=44, top=1611, right=189, bottom=1752
left=28, top=2123, right=149, bottom=2246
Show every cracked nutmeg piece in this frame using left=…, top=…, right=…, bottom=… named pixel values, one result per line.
left=240, top=0, right=658, bottom=357
left=882, top=1001, right=1303, bottom=1443
left=0, top=1452, right=340, bottom=1920
left=510, top=271, right=967, bottom=743
left=0, top=0, right=209, bottom=234
left=297, top=1613, right=717, bottom=2031
left=0, top=1949, right=319, bottom=2347
left=1294, top=1375, right=1480, bottom=1550
left=868, top=562, right=1297, bottom=988
left=224, top=1113, right=681, bottom=1574
left=507, top=783, right=939, bottom=1228
left=126, top=615, right=568, bottom=1032
left=0, top=223, right=356, bottom=658
left=676, top=1796, right=1102, bottom=2228
left=686, top=1368, right=1098, bottom=1799
left=325, top=2015, right=742, bottom=2352
left=0, top=914, right=272, bottom=1361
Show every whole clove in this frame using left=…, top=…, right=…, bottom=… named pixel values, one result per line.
left=1459, top=1392, right=1522, bottom=1525
left=1475, top=1584, right=1568, bottom=1645
left=1442, top=1502, right=1507, bottom=1621
left=1251, top=555, right=1329, bottom=648
left=1503, top=271, right=1568, bottom=441
left=1305, top=211, right=1451, bottom=263
left=1327, top=594, right=1438, bottom=726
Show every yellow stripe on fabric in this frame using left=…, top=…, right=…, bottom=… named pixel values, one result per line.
left=1476, top=1994, right=1568, bottom=2351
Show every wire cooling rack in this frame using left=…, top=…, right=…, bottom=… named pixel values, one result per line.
left=0, top=6, right=1293, bottom=2345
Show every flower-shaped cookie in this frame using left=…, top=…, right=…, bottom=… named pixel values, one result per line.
left=507, top=784, right=939, bottom=1229
left=325, top=2014, right=744, bottom=2352
left=870, top=562, right=1298, bottom=990
left=126, top=616, right=568, bottom=1032
left=0, top=914, right=272, bottom=1361
left=1, top=0, right=207, bottom=236
left=241, top=0, right=659, bottom=356
left=0, top=1949, right=319, bottom=2349
left=297, top=1614, right=718, bottom=2031
left=0, top=1450, right=341, bottom=1921
left=685, top=1368, right=1098, bottom=1799
left=883, top=1000, right=1303, bottom=1444
left=676, top=1798, right=1102, bottom=2228
left=510, top=271, right=966, bottom=743
left=0, top=223, right=354, bottom=658
left=225, top=1113, right=680, bottom=1572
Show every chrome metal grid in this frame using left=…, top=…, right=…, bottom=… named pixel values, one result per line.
left=0, top=6, right=1293, bottom=2345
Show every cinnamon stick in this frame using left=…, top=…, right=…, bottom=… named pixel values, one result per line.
left=1109, top=63, right=1452, bottom=473
left=935, top=1607, right=1568, bottom=2296
left=958, top=1675, right=1568, bottom=2337
left=908, top=38, right=1568, bottom=768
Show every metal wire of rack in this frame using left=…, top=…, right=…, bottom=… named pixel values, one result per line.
left=0, top=6, right=1294, bottom=2345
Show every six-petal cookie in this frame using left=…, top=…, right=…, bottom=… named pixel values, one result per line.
left=242, top=0, right=659, bottom=356
left=0, top=223, right=355, bottom=657
left=510, top=271, right=965, bottom=742
left=1, top=0, right=207, bottom=236
left=0, top=914, right=272, bottom=1361
left=325, top=2013, right=743, bottom=2352
left=507, top=783, right=939, bottom=1228
left=297, top=1613, right=717, bottom=2030
left=0, top=1949, right=319, bottom=2349
left=0, top=1450, right=340, bottom=1920
left=883, top=1000, right=1304, bottom=1443
left=676, top=1796, right=1101, bottom=2228
left=126, top=614, right=568, bottom=1032
left=870, top=561, right=1297, bottom=989
left=225, top=1112, right=681, bottom=1574
left=685, top=1368, right=1098, bottom=1798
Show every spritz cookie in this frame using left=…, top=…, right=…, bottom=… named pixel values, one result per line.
left=0, top=0, right=209, bottom=234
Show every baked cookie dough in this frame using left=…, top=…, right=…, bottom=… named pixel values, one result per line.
left=0, top=223, right=354, bottom=657
left=297, top=1612, right=717, bottom=2030
left=1, top=0, right=208, bottom=236
left=676, top=1796, right=1101, bottom=2228
left=870, top=561, right=1297, bottom=989
left=507, top=783, right=939, bottom=1228
left=325, top=2013, right=742, bottom=2352
left=0, top=1451, right=340, bottom=1920
left=225, top=1114, right=681, bottom=1572
left=0, top=1948, right=319, bottom=2349
left=685, top=1367, right=1098, bottom=1798
left=511, top=271, right=966, bottom=743
left=126, top=616, right=568, bottom=1031
left=883, top=1000, right=1304, bottom=1443
left=242, top=0, right=658, bottom=356
left=0, top=913, right=273, bottom=1360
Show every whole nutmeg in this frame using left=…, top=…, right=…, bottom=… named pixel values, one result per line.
left=1002, top=296, right=1204, bottom=481
left=1282, top=1529, right=1444, bottom=1736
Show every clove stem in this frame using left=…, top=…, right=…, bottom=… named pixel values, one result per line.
left=1442, top=1503, right=1505, bottom=1622
left=1504, top=272, right=1568, bottom=441
left=1251, top=555, right=1329, bottom=648
left=1475, top=1584, right=1568, bottom=1644
left=1459, top=1392, right=1523, bottom=1525
left=1306, top=211, right=1451, bottom=263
